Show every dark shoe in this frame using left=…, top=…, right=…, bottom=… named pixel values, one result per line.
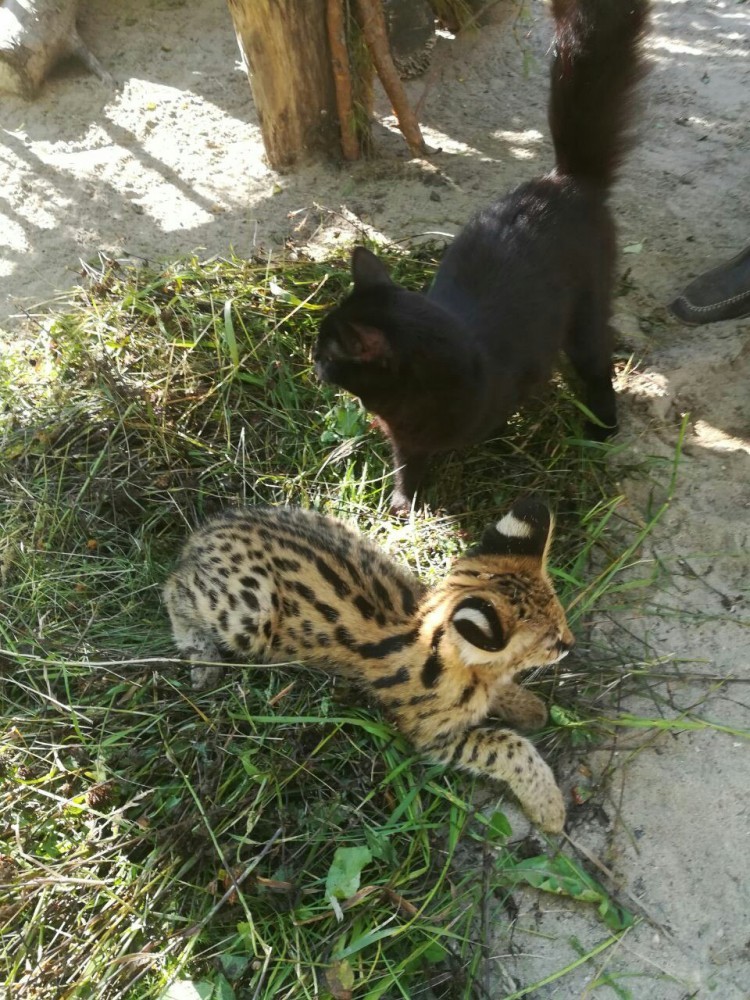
left=669, top=243, right=750, bottom=325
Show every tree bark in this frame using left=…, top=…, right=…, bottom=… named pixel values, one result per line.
left=227, top=0, right=342, bottom=171
left=0, top=0, right=111, bottom=99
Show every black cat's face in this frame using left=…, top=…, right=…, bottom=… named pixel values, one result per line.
left=314, top=248, right=404, bottom=400
left=314, top=247, right=458, bottom=405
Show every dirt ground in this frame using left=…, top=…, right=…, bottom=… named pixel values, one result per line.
left=1, top=0, right=748, bottom=996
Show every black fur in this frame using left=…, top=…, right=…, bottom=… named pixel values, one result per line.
left=314, top=0, right=649, bottom=512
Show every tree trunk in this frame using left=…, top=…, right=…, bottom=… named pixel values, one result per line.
left=0, top=0, right=111, bottom=99
left=227, top=0, right=343, bottom=171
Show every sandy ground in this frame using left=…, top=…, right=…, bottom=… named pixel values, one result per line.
left=1, top=0, right=748, bottom=996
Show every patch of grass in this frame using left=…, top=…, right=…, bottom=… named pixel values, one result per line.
left=1, top=247, right=672, bottom=999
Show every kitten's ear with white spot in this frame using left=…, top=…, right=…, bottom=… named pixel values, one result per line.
left=351, top=246, right=394, bottom=290
left=474, top=497, right=553, bottom=560
left=451, top=596, right=506, bottom=655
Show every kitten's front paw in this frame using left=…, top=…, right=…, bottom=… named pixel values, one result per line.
left=191, top=664, right=225, bottom=690
left=491, top=686, right=548, bottom=731
left=526, top=783, right=566, bottom=834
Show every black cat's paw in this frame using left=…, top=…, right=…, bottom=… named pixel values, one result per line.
left=390, top=491, right=416, bottom=518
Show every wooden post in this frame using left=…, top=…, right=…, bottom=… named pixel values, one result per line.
left=226, top=0, right=342, bottom=170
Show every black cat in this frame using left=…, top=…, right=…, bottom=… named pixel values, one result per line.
left=315, top=0, right=649, bottom=513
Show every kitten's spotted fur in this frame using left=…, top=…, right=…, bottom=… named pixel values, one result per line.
left=164, top=497, right=573, bottom=832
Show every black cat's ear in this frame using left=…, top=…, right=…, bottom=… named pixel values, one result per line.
left=339, top=323, right=392, bottom=363
left=474, top=496, right=553, bottom=560
left=351, top=247, right=394, bottom=290
left=451, top=596, right=507, bottom=652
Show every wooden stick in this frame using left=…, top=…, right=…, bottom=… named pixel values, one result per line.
left=353, top=0, right=428, bottom=157
left=326, top=0, right=360, bottom=160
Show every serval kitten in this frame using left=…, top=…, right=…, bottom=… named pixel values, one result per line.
left=164, top=497, right=573, bottom=832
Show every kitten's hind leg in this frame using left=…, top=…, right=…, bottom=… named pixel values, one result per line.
left=163, top=579, right=226, bottom=689
left=564, top=294, right=618, bottom=440
left=426, top=726, right=565, bottom=832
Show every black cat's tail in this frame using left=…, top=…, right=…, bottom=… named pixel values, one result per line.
left=548, top=0, right=649, bottom=189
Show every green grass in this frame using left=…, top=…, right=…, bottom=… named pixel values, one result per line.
left=0, top=247, right=681, bottom=999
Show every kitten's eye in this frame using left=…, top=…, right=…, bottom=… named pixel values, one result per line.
left=452, top=597, right=506, bottom=651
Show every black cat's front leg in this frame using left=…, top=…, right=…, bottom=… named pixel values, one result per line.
left=565, top=295, right=618, bottom=440
left=390, top=445, right=430, bottom=516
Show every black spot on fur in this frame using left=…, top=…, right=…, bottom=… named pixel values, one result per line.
left=335, top=625, right=356, bottom=649
left=354, top=594, right=376, bottom=620
left=373, top=578, right=394, bottom=612
left=315, top=557, right=350, bottom=598
left=272, top=556, right=301, bottom=573
left=420, top=651, right=443, bottom=689
left=293, top=580, right=315, bottom=603
left=241, top=589, right=259, bottom=610
left=315, top=601, right=340, bottom=623
left=371, top=666, right=409, bottom=689
left=458, top=681, right=477, bottom=706
left=400, top=584, right=417, bottom=616
left=358, top=630, right=417, bottom=659
left=450, top=732, right=471, bottom=763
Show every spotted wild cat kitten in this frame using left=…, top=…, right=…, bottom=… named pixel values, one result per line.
left=164, top=497, right=573, bottom=832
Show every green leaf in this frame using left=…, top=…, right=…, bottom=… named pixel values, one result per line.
left=486, top=810, right=512, bottom=842
left=498, top=853, right=634, bottom=932
left=326, top=845, right=372, bottom=903
left=325, top=957, right=355, bottom=997
left=423, top=941, right=449, bottom=964
left=219, top=952, right=250, bottom=980
left=222, top=298, right=239, bottom=367
left=211, top=973, right=235, bottom=1000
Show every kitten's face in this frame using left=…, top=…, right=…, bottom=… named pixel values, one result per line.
left=423, top=498, right=575, bottom=680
